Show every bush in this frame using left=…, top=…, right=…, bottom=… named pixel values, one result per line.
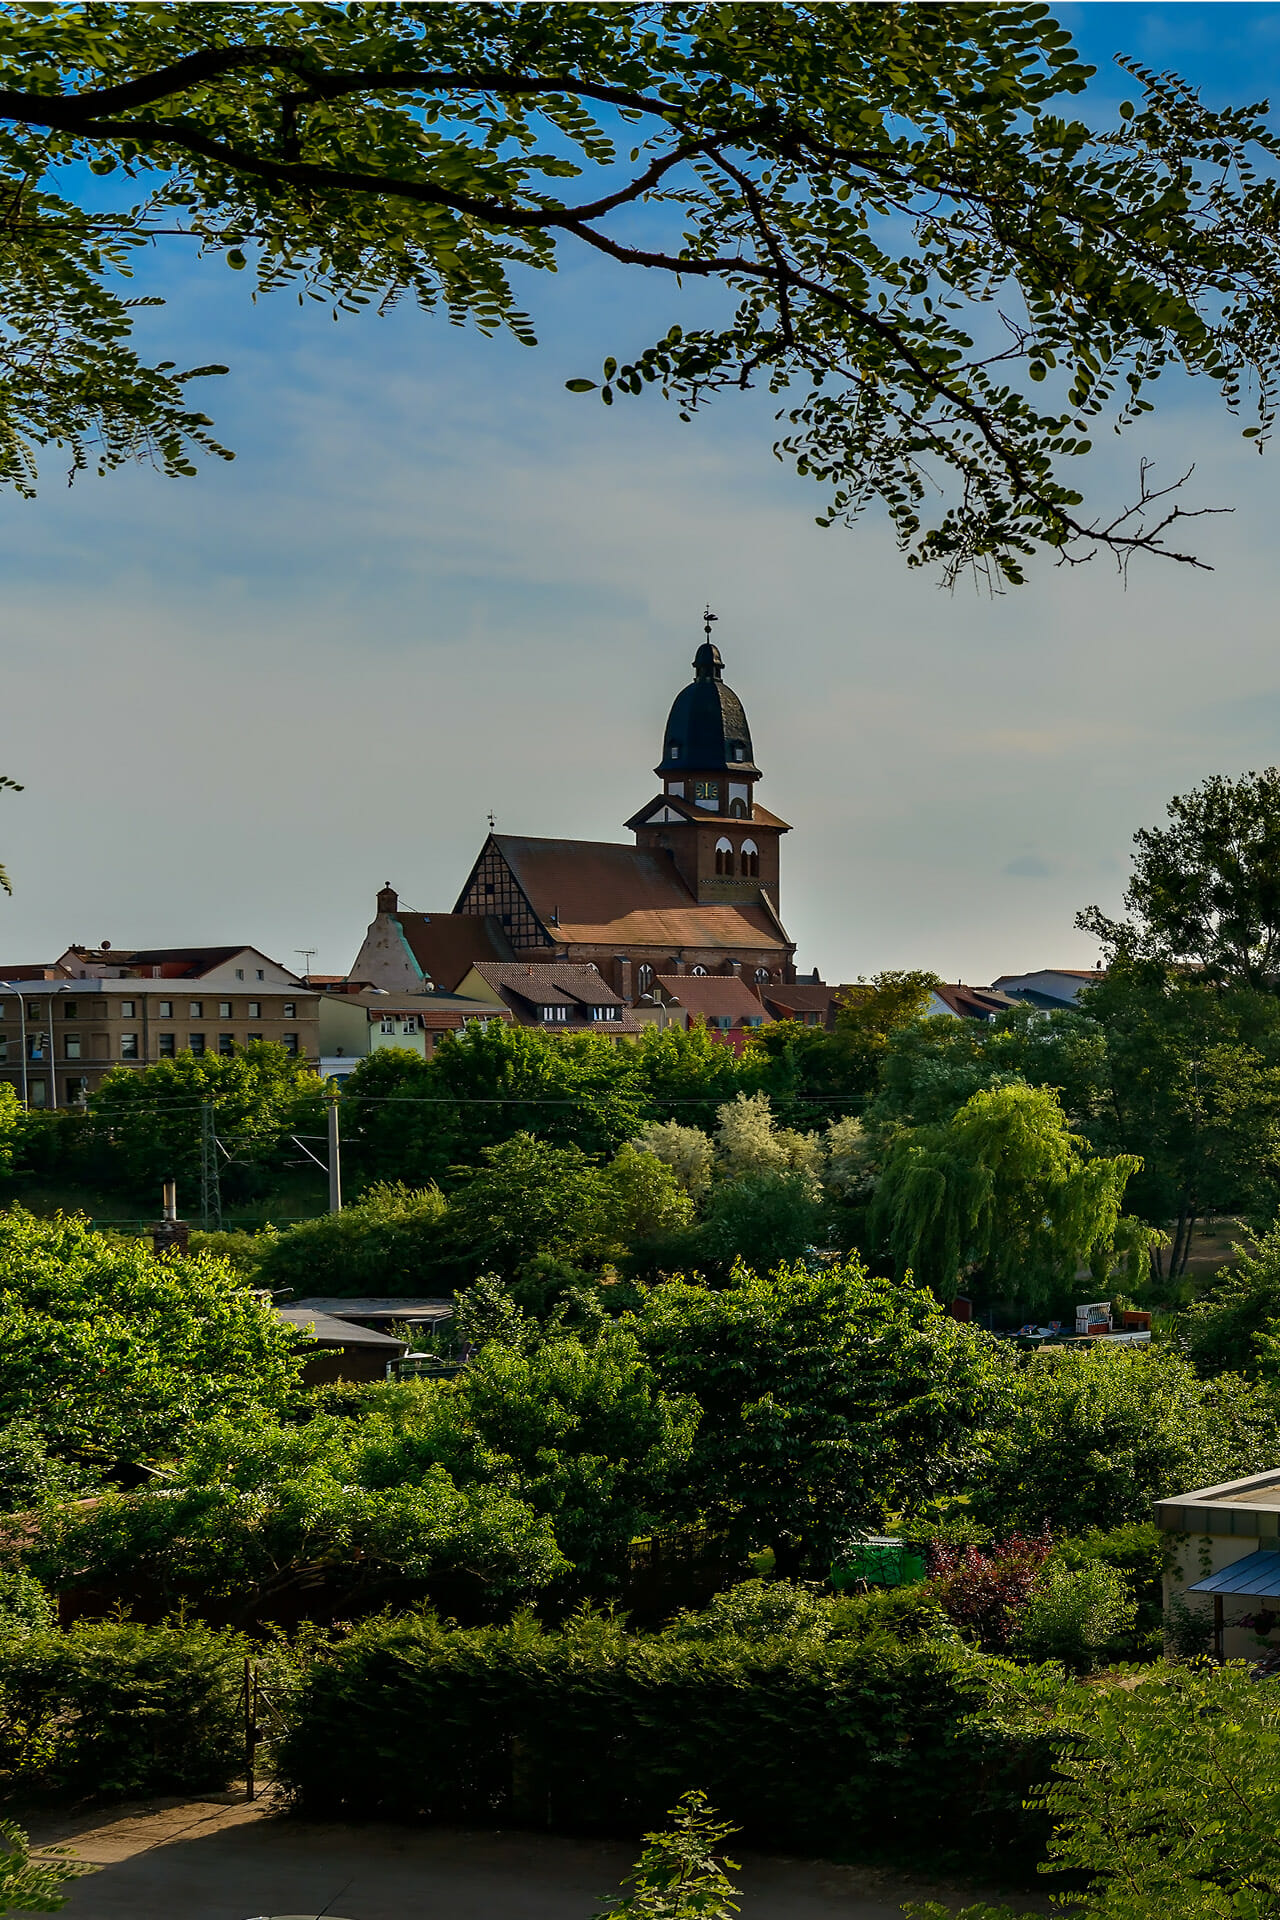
left=0, top=1619, right=249, bottom=1798
left=276, top=1606, right=1060, bottom=1871
left=1011, top=1560, right=1136, bottom=1672
left=255, top=1182, right=454, bottom=1297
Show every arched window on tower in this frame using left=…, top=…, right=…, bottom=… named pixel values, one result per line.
left=714, top=837, right=734, bottom=876
left=741, top=839, right=760, bottom=878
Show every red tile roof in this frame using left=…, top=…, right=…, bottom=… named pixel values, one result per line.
left=479, top=835, right=791, bottom=953
left=932, top=983, right=1020, bottom=1019
left=763, top=982, right=838, bottom=1018
left=653, top=973, right=772, bottom=1025
left=394, top=913, right=515, bottom=991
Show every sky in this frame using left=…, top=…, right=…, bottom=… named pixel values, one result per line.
left=3, top=3, right=1280, bottom=985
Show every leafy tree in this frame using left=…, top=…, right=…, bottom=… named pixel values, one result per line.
left=255, top=1181, right=454, bottom=1298
left=362, top=1330, right=698, bottom=1594
left=0, top=1209, right=301, bottom=1463
left=872, top=1083, right=1151, bottom=1308
left=632, top=1119, right=715, bottom=1199
left=87, top=1040, right=325, bottom=1193
left=444, top=1133, right=617, bottom=1283
left=1009, top=1558, right=1136, bottom=1673
left=972, top=1346, right=1280, bottom=1535
left=33, top=1411, right=566, bottom=1623
left=872, top=1003, right=1109, bottom=1132
left=635, top=1258, right=1002, bottom=1569
left=1079, top=769, right=1280, bottom=989
left=1182, top=1221, right=1280, bottom=1377
left=833, top=972, right=943, bottom=1095
left=595, top=1792, right=741, bottom=1920
left=633, top=1023, right=745, bottom=1133
left=701, top=1170, right=826, bottom=1274
left=3, top=11, right=1278, bottom=582
left=713, top=1092, right=825, bottom=1187
left=346, top=1026, right=649, bottom=1186
left=981, top=1665, right=1280, bottom=1920
left=1075, top=962, right=1280, bottom=1275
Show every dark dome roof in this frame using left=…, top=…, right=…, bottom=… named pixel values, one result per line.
left=657, top=643, right=759, bottom=776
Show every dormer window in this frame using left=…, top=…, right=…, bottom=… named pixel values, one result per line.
left=591, top=1005, right=619, bottom=1021
left=731, top=744, right=745, bottom=762
left=668, top=743, right=680, bottom=761
left=540, top=1005, right=568, bottom=1023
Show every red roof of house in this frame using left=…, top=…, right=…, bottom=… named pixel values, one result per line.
left=653, top=973, right=772, bottom=1026
left=763, top=982, right=838, bottom=1019
left=475, top=835, right=791, bottom=953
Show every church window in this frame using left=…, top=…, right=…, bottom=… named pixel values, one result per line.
left=692, top=965, right=708, bottom=976
left=637, top=964, right=653, bottom=994
left=729, top=798, right=747, bottom=819
left=741, top=839, right=760, bottom=878
left=715, top=837, right=734, bottom=876
left=755, top=967, right=770, bottom=982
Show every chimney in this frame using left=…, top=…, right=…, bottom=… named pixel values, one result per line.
left=376, top=882, right=398, bottom=915
left=151, top=1180, right=190, bottom=1259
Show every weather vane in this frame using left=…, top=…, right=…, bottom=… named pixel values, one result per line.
left=703, top=604, right=718, bottom=642
left=487, top=808, right=496, bottom=832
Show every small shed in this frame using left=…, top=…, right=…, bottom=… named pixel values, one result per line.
left=289, top=1297, right=454, bottom=1337
left=274, top=1307, right=408, bottom=1386
left=1156, top=1468, right=1280, bottom=1660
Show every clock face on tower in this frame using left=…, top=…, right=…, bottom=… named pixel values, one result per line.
left=694, top=780, right=719, bottom=808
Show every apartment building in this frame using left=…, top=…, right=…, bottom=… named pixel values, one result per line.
left=0, top=945, right=319, bottom=1105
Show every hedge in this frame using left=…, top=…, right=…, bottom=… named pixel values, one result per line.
left=0, top=1618, right=249, bottom=1798
left=276, top=1609, right=1059, bottom=1870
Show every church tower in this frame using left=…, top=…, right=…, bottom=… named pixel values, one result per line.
left=627, top=615, right=789, bottom=912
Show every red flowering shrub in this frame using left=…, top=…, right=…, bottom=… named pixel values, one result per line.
left=927, top=1531, right=1053, bottom=1651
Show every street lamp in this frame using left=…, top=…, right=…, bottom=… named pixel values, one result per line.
left=0, top=982, right=29, bottom=1107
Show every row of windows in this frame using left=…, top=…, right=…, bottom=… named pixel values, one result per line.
left=57, top=1032, right=298, bottom=1061
left=666, top=743, right=748, bottom=763
left=3, top=999, right=295, bottom=1021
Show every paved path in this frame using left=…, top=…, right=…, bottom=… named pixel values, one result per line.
left=14, top=1795, right=1048, bottom=1920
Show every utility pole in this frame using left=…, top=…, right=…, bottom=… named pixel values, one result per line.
left=327, top=1090, right=342, bottom=1213
left=200, top=1104, right=223, bottom=1231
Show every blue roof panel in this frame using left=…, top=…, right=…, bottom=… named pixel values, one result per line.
left=1189, top=1550, right=1280, bottom=1598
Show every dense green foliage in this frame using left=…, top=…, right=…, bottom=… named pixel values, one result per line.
left=0, top=1210, right=300, bottom=1463
left=88, top=1041, right=326, bottom=1190
left=0, top=1617, right=251, bottom=1800
left=275, top=1596, right=1054, bottom=1866
left=633, top=1259, right=1001, bottom=1567
left=33, top=1409, right=567, bottom=1626
left=973, top=1347, right=1280, bottom=1534
left=253, top=1180, right=451, bottom=1296
left=872, top=1083, right=1150, bottom=1307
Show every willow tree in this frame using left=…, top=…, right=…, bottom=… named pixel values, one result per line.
left=3, top=5, right=1280, bottom=581
left=872, top=1082, right=1154, bottom=1308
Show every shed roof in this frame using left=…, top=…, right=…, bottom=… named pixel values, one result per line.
left=1188, top=1550, right=1280, bottom=1598
left=275, top=1307, right=407, bottom=1351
